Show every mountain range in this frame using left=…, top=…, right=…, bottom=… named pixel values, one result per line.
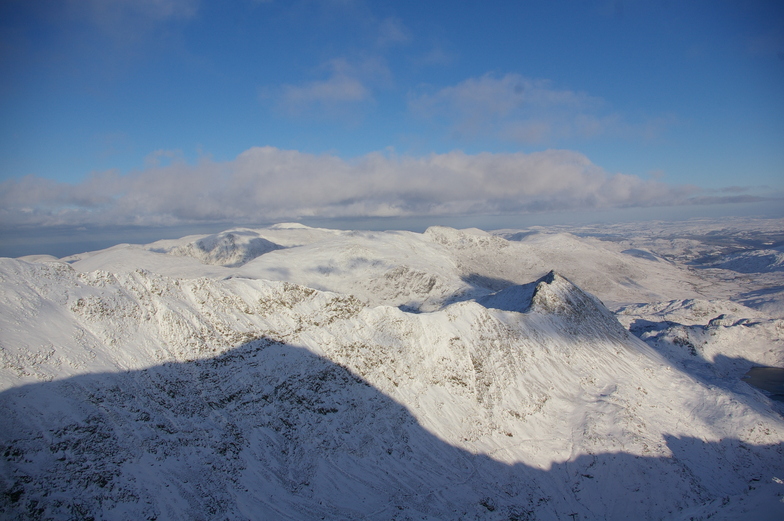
left=2, top=219, right=783, bottom=520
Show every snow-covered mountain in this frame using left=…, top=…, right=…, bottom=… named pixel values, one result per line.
left=63, top=224, right=712, bottom=311
left=164, top=229, right=284, bottom=268
left=2, top=221, right=783, bottom=520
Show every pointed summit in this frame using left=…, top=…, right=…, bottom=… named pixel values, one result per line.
left=529, top=270, right=594, bottom=314
left=478, top=270, right=631, bottom=342
left=529, top=270, right=631, bottom=340
left=476, top=270, right=586, bottom=314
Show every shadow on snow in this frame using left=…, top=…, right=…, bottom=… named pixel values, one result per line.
left=1, top=337, right=783, bottom=521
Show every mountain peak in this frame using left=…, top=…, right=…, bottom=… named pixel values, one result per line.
left=477, top=270, right=631, bottom=341
left=476, top=270, right=579, bottom=314
left=169, top=230, right=283, bottom=267
left=529, top=270, right=631, bottom=340
left=529, top=270, right=586, bottom=313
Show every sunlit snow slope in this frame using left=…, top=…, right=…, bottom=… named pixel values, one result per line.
left=2, top=221, right=783, bottom=520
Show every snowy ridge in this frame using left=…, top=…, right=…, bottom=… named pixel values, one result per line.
left=60, top=224, right=715, bottom=312
left=165, top=230, right=284, bottom=267
left=1, top=223, right=784, bottom=519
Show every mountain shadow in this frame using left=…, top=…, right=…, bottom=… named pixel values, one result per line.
left=461, top=273, right=518, bottom=294
left=1, top=338, right=783, bottom=520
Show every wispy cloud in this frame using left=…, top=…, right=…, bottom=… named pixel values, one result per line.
left=1, top=0, right=199, bottom=77
left=68, top=0, right=199, bottom=46
left=143, top=149, right=186, bottom=168
left=376, top=17, right=411, bottom=46
left=78, top=0, right=199, bottom=25
left=281, top=74, right=370, bottom=109
left=275, top=57, right=389, bottom=120
left=415, top=45, right=454, bottom=66
left=747, top=29, right=784, bottom=57
left=0, top=147, right=710, bottom=228
left=409, top=73, right=674, bottom=145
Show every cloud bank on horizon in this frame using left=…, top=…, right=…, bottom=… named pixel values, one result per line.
left=3, top=147, right=764, bottom=228
left=1, top=0, right=782, bottom=231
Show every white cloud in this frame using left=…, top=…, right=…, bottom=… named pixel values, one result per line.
left=0, top=147, right=704, bottom=228
left=416, top=45, right=454, bottom=66
left=281, top=75, right=370, bottom=107
left=412, top=74, right=595, bottom=115
left=52, top=0, right=200, bottom=53
left=376, top=17, right=411, bottom=46
left=78, top=0, right=199, bottom=24
left=144, top=149, right=186, bottom=167
left=409, top=73, right=670, bottom=145
left=276, top=57, right=389, bottom=119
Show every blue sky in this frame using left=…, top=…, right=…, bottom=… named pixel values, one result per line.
left=1, top=0, right=783, bottom=242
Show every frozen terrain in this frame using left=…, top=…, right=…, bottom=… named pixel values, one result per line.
left=1, top=218, right=783, bottom=520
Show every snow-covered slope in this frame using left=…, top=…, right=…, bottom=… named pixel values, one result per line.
left=164, top=229, right=284, bottom=267
left=64, top=224, right=710, bottom=312
left=2, top=222, right=783, bottom=520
